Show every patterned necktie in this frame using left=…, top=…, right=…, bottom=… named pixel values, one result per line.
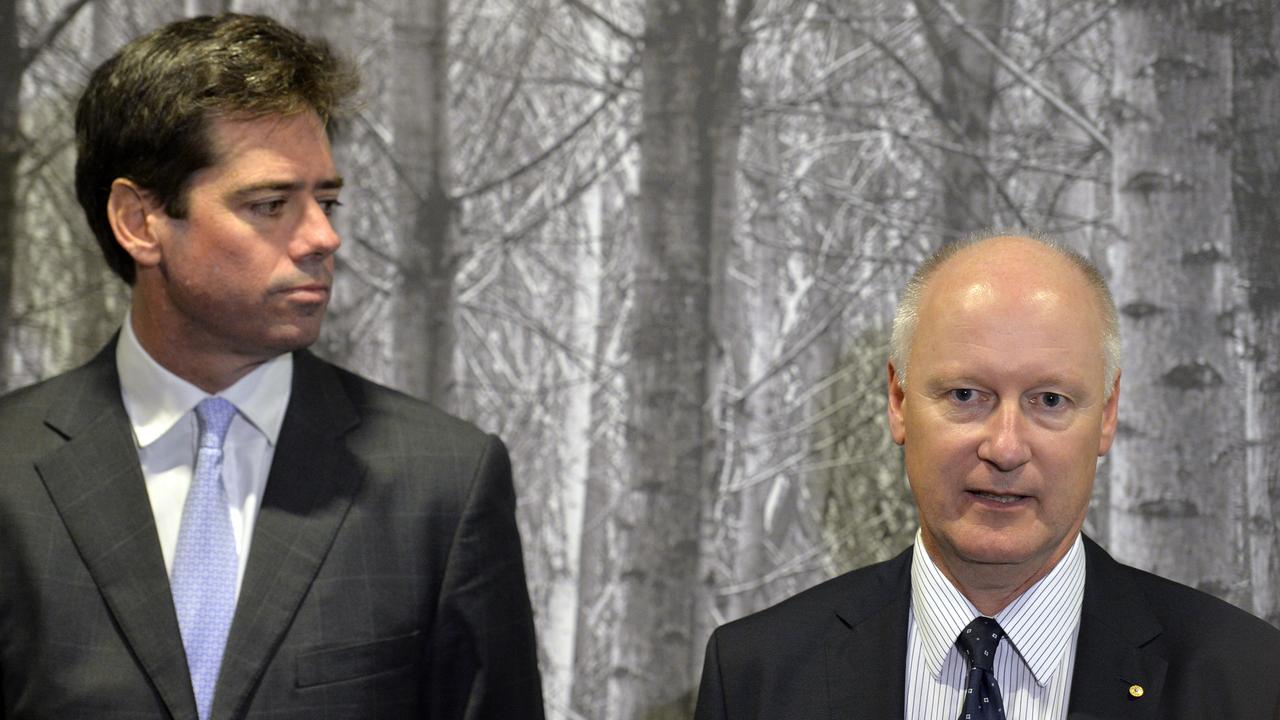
left=171, top=397, right=239, bottom=720
left=956, top=616, right=1006, bottom=720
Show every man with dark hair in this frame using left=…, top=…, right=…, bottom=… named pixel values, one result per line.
left=694, top=234, right=1280, bottom=719
left=0, top=14, right=544, bottom=719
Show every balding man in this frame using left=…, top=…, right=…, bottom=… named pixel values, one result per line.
left=694, top=234, right=1280, bottom=719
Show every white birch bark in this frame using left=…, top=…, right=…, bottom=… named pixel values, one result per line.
left=1108, top=0, right=1251, bottom=611
left=722, top=118, right=784, bottom=622
left=1232, top=0, right=1280, bottom=626
left=578, top=1, right=727, bottom=716
left=1045, top=49, right=1112, bottom=544
left=544, top=181, right=601, bottom=715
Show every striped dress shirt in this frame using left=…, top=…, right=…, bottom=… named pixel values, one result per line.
left=904, top=531, right=1085, bottom=720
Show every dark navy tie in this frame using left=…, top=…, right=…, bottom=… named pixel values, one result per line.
left=956, top=616, right=1006, bottom=720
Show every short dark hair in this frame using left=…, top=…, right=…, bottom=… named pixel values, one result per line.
left=74, top=13, right=359, bottom=284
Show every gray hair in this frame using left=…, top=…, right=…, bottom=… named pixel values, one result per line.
left=889, top=231, right=1121, bottom=399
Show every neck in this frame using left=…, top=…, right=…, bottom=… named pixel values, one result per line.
left=922, top=533, right=1078, bottom=616
left=129, top=300, right=269, bottom=394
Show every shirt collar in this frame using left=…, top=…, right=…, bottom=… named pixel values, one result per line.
left=910, top=530, right=1085, bottom=687
left=116, top=311, right=293, bottom=447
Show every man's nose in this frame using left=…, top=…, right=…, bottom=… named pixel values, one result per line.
left=293, top=200, right=341, bottom=259
left=977, top=400, right=1032, bottom=471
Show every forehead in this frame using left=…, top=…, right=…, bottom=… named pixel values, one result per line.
left=911, top=238, right=1107, bottom=379
left=922, top=238, right=1100, bottom=313
left=206, top=112, right=332, bottom=166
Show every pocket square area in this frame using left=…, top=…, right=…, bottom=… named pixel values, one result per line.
left=295, top=631, right=421, bottom=687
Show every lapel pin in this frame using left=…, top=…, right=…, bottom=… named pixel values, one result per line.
left=1128, top=684, right=1145, bottom=699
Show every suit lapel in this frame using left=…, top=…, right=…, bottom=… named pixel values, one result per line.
left=1067, top=538, right=1168, bottom=719
left=35, top=344, right=198, bottom=720
left=828, top=549, right=912, bottom=719
left=213, top=352, right=364, bottom=719
left=822, top=539, right=1171, bottom=719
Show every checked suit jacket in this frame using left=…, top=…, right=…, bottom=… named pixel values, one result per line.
left=695, top=536, right=1280, bottom=719
left=0, top=342, right=545, bottom=719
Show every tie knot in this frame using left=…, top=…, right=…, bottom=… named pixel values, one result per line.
left=195, top=397, right=237, bottom=450
left=957, top=616, right=1005, bottom=672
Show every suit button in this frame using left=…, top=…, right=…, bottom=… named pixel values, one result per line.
left=1128, top=684, right=1144, bottom=698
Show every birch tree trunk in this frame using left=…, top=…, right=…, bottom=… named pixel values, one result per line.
left=1045, top=51, right=1112, bottom=544
left=570, top=292, right=625, bottom=719
left=699, top=0, right=753, bottom=650
left=543, top=182, right=602, bottom=714
left=1108, top=0, right=1251, bottom=611
left=391, top=0, right=454, bottom=406
left=720, top=111, right=781, bottom=624
left=913, top=0, right=1009, bottom=239
left=1232, top=0, right=1280, bottom=626
left=570, top=177, right=633, bottom=719
left=576, top=0, right=725, bottom=716
left=0, top=0, right=19, bottom=385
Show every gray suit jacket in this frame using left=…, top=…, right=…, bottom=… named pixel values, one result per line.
left=695, top=536, right=1280, bottom=719
left=0, top=343, right=545, bottom=719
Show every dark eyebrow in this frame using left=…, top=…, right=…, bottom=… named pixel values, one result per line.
left=228, top=176, right=344, bottom=200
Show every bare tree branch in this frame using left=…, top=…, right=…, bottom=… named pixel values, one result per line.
left=456, top=59, right=635, bottom=200
left=729, top=299, right=846, bottom=406
left=1021, top=0, right=1117, bottom=77
left=934, top=0, right=1112, bottom=152
left=562, top=0, right=640, bottom=45
left=471, top=1, right=555, bottom=173
left=19, top=0, right=97, bottom=73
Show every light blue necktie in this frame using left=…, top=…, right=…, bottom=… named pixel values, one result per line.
left=171, top=397, right=239, bottom=720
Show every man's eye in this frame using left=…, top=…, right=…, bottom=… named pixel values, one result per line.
left=951, top=389, right=976, bottom=403
left=252, top=199, right=286, bottom=216
left=320, top=199, right=343, bottom=216
left=1035, top=392, right=1066, bottom=408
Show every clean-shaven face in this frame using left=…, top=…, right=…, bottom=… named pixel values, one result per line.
left=888, top=237, right=1119, bottom=586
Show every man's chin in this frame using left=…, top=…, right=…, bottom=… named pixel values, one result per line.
left=946, top=529, right=1048, bottom=568
left=261, top=322, right=324, bottom=355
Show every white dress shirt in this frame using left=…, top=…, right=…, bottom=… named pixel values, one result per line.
left=904, top=530, right=1085, bottom=720
left=116, top=314, right=292, bottom=596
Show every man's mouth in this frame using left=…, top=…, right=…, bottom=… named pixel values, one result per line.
left=279, top=283, right=330, bottom=302
left=969, top=490, right=1027, bottom=505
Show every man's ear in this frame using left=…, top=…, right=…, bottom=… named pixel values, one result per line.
left=1098, top=370, right=1121, bottom=456
left=106, top=179, right=165, bottom=269
left=887, top=361, right=907, bottom=446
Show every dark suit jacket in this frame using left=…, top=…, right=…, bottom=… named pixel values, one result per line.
left=0, top=344, right=545, bottom=719
left=695, top=536, right=1280, bottom=719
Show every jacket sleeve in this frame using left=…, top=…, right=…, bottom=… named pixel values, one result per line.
left=425, top=435, right=545, bottom=720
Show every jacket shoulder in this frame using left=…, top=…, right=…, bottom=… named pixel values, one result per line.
left=0, top=357, right=112, bottom=444
left=710, top=547, right=911, bottom=651
left=309, top=354, right=495, bottom=451
left=1083, top=536, right=1280, bottom=678
left=1127, top=560, right=1280, bottom=652
left=0, top=374, right=64, bottom=423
